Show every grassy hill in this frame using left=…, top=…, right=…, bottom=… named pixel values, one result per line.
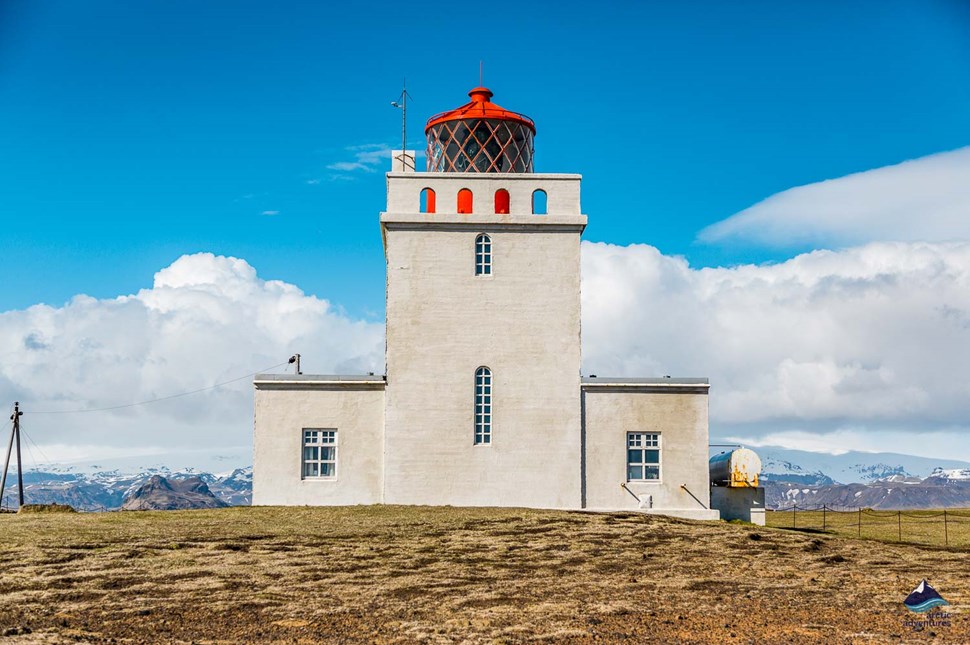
left=1, top=506, right=967, bottom=642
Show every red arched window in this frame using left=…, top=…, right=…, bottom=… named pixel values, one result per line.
left=494, top=189, right=510, bottom=214
left=458, top=188, right=473, bottom=214
left=420, top=187, right=436, bottom=214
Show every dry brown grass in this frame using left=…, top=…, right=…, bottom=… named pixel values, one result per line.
left=1, top=506, right=968, bottom=643
left=767, top=508, right=970, bottom=548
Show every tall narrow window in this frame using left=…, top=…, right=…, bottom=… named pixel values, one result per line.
left=458, top=188, right=473, bottom=214
left=420, top=187, right=436, bottom=213
left=627, top=432, right=660, bottom=481
left=303, top=429, right=337, bottom=479
left=532, top=189, right=547, bottom=215
left=474, top=367, right=492, bottom=445
left=494, top=189, right=510, bottom=214
left=475, top=233, right=491, bottom=275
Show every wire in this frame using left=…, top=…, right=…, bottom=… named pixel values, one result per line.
left=20, top=427, right=52, bottom=466
left=27, top=360, right=291, bottom=415
left=20, top=431, right=38, bottom=471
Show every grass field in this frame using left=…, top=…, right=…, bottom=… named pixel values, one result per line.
left=767, top=508, right=970, bottom=548
left=1, top=506, right=968, bottom=643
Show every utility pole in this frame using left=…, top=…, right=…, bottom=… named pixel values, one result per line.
left=289, top=354, right=302, bottom=375
left=1, top=402, right=24, bottom=510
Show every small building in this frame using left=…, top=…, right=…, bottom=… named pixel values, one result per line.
left=253, top=87, right=718, bottom=520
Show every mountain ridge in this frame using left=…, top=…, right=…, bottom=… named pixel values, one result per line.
left=4, top=447, right=969, bottom=512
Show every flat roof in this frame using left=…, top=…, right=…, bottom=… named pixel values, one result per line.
left=255, top=373, right=384, bottom=382
left=253, top=374, right=386, bottom=389
left=581, top=377, right=708, bottom=385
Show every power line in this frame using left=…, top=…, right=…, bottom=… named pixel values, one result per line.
left=28, top=360, right=290, bottom=415
left=20, top=429, right=38, bottom=471
left=20, top=427, right=52, bottom=466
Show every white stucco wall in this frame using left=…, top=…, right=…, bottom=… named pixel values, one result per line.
left=583, top=381, right=718, bottom=520
left=253, top=377, right=385, bottom=506
left=381, top=173, right=586, bottom=509
left=251, top=169, right=718, bottom=519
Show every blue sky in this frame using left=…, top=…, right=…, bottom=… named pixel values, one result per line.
left=3, top=1, right=970, bottom=468
left=3, top=0, right=969, bottom=318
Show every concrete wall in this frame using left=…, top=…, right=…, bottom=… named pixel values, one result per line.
left=710, top=486, right=766, bottom=525
left=583, top=381, right=718, bottom=520
left=253, top=376, right=385, bottom=506
left=381, top=173, right=586, bottom=509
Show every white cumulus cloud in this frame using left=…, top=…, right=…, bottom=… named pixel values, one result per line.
left=5, top=239, right=970, bottom=468
left=326, top=143, right=394, bottom=173
left=699, top=147, right=970, bottom=248
left=0, top=253, right=383, bottom=468
left=582, top=240, right=970, bottom=455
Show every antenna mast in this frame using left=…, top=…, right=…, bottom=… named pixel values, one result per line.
left=400, top=80, right=407, bottom=158
left=391, top=81, right=414, bottom=171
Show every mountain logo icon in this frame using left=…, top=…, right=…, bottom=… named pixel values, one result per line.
left=903, top=580, right=949, bottom=613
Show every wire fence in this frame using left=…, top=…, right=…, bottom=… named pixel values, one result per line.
left=767, top=505, right=970, bottom=548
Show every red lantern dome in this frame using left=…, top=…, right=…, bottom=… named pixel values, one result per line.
left=425, top=87, right=536, bottom=173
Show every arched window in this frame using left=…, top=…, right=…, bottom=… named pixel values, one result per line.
left=475, top=367, right=492, bottom=445
left=420, top=187, right=436, bottom=214
left=458, top=188, right=473, bottom=214
left=532, top=189, right=547, bottom=215
left=494, top=189, right=510, bottom=214
left=475, top=233, right=491, bottom=276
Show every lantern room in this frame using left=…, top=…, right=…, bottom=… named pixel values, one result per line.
left=425, top=87, right=535, bottom=173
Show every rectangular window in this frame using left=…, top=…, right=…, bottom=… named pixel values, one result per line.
left=627, top=432, right=660, bottom=481
left=475, top=234, right=492, bottom=276
left=302, top=429, right=337, bottom=479
left=474, top=367, right=492, bottom=444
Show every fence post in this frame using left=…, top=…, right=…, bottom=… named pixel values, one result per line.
left=944, top=510, right=948, bottom=547
left=822, top=505, right=827, bottom=531
left=858, top=508, right=861, bottom=538
left=793, top=505, right=796, bottom=529
left=897, top=510, right=902, bottom=542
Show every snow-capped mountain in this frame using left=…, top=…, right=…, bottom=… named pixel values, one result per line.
left=713, top=445, right=970, bottom=510
left=749, top=446, right=970, bottom=485
left=930, top=468, right=970, bottom=481
left=1, top=466, right=252, bottom=511
left=764, top=478, right=970, bottom=510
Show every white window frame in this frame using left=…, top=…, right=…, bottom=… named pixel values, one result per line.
left=302, top=429, right=337, bottom=479
left=627, top=432, right=661, bottom=481
left=474, top=367, right=492, bottom=445
left=475, top=233, right=492, bottom=276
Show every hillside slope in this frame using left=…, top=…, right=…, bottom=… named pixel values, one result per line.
left=0, top=506, right=967, bottom=643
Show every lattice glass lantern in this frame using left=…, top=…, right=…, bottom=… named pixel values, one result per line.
left=425, top=87, right=535, bottom=173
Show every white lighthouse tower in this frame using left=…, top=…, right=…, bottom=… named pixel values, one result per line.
left=253, top=86, right=717, bottom=519
left=381, top=87, right=586, bottom=507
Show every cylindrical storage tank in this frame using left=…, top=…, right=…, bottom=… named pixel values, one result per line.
left=425, top=87, right=536, bottom=173
left=709, top=448, right=762, bottom=487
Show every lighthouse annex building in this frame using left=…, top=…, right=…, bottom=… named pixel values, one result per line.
left=253, top=87, right=718, bottom=519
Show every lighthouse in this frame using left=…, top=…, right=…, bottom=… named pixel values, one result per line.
left=382, top=86, right=585, bottom=508
left=253, top=86, right=717, bottom=519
